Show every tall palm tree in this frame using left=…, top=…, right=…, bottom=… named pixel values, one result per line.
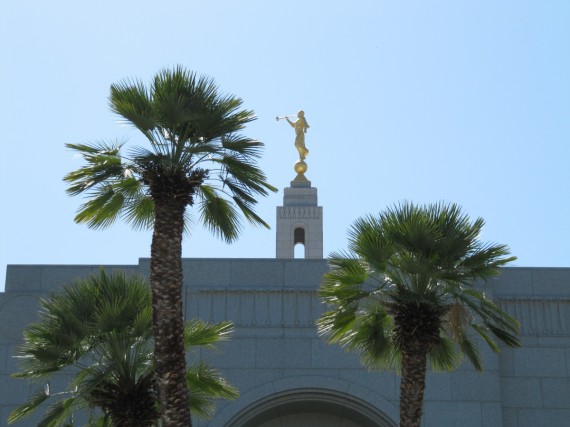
left=8, top=270, right=238, bottom=427
left=63, top=66, right=276, bottom=426
left=317, top=202, right=520, bottom=427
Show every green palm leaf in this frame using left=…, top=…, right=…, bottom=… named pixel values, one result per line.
left=187, top=362, right=239, bottom=419
left=7, top=385, right=50, bottom=424
left=10, top=270, right=237, bottom=426
left=317, top=201, right=520, bottom=427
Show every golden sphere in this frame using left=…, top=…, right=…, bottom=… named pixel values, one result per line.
left=294, top=160, right=308, bottom=174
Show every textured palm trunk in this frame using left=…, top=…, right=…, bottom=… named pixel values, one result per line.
left=151, top=198, right=191, bottom=427
left=95, top=374, right=158, bottom=426
left=399, top=341, right=428, bottom=427
left=106, top=392, right=158, bottom=427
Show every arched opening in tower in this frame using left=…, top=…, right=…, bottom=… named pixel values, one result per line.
left=294, top=227, right=305, bottom=258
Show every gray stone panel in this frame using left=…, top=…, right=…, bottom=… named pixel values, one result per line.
left=518, top=335, right=539, bottom=347
left=183, top=259, right=231, bottom=288
left=424, top=372, right=452, bottom=400
left=0, top=295, right=41, bottom=343
left=513, top=347, right=567, bottom=377
left=542, top=378, right=570, bottom=409
left=531, top=268, right=570, bottom=296
left=6, top=345, right=22, bottom=375
left=423, top=402, right=482, bottom=427
left=501, top=407, right=518, bottom=427
left=199, top=337, right=257, bottom=369
left=491, top=268, right=534, bottom=297
left=311, top=338, right=362, bottom=369
left=0, top=374, right=30, bottom=405
left=501, top=377, right=543, bottom=408
left=137, top=258, right=151, bottom=276
left=450, top=371, right=500, bottom=401
left=4, top=265, right=44, bottom=292
left=223, top=368, right=282, bottom=396
left=481, top=402, right=503, bottom=427
left=230, top=260, right=285, bottom=288
left=499, top=347, right=515, bottom=376
left=515, top=408, right=570, bottom=427
left=283, top=260, right=327, bottom=288
left=336, top=369, right=398, bottom=402
left=185, top=290, right=207, bottom=321
left=39, top=265, right=138, bottom=292
left=281, top=326, right=316, bottom=338
left=540, top=335, right=570, bottom=347
left=0, top=345, right=8, bottom=375
left=255, top=337, right=312, bottom=369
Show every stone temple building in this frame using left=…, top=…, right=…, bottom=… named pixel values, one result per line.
left=1, top=166, right=570, bottom=426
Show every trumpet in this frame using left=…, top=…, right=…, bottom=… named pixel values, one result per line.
left=275, top=115, right=296, bottom=121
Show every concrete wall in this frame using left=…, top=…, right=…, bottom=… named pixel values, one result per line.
left=1, top=261, right=570, bottom=426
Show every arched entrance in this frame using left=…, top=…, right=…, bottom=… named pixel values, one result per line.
left=224, top=388, right=396, bottom=427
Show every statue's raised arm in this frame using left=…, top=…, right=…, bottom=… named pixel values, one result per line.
left=278, top=110, right=310, bottom=160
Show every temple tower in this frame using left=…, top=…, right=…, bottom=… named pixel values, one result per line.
left=276, top=171, right=323, bottom=259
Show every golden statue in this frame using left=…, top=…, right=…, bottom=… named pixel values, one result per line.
left=277, top=111, right=310, bottom=160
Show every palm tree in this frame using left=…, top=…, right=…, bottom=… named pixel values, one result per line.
left=63, top=66, right=276, bottom=426
left=8, top=270, right=238, bottom=427
left=317, top=202, right=520, bottom=427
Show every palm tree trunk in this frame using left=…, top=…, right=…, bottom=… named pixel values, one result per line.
left=151, top=198, right=191, bottom=427
left=399, top=341, right=428, bottom=427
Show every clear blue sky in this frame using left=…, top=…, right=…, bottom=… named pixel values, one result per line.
left=1, top=1, right=569, bottom=291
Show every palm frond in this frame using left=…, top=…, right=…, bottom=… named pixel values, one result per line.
left=231, top=196, right=270, bottom=228
left=74, top=185, right=125, bottom=229
left=352, top=307, right=399, bottom=370
left=428, top=337, right=462, bottom=372
left=64, top=141, right=126, bottom=196
left=122, top=189, right=155, bottom=230
left=486, top=323, right=520, bottom=348
left=132, top=306, right=153, bottom=339
left=184, top=320, right=233, bottom=348
left=456, top=289, right=520, bottom=347
left=36, top=397, right=78, bottom=427
left=458, top=335, right=483, bottom=371
left=317, top=308, right=358, bottom=344
left=109, top=79, right=155, bottom=134
left=186, top=362, right=239, bottom=420
left=444, top=302, right=470, bottom=342
left=221, top=133, right=264, bottom=158
left=197, top=184, right=241, bottom=242
left=470, top=324, right=501, bottom=353
left=8, top=385, right=51, bottom=424
left=321, top=255, right=369, bottom=298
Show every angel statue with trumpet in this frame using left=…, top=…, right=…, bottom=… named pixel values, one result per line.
left=276, top=110, right=310, bottom=160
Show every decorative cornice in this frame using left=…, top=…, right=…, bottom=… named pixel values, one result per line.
left=277, top=207, right=322, bottom=219
left=498, top=298, right=570, bottom=336
left=185, top=290, right=570, bottom=337
left=186, top=289, right=319, bottom=329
